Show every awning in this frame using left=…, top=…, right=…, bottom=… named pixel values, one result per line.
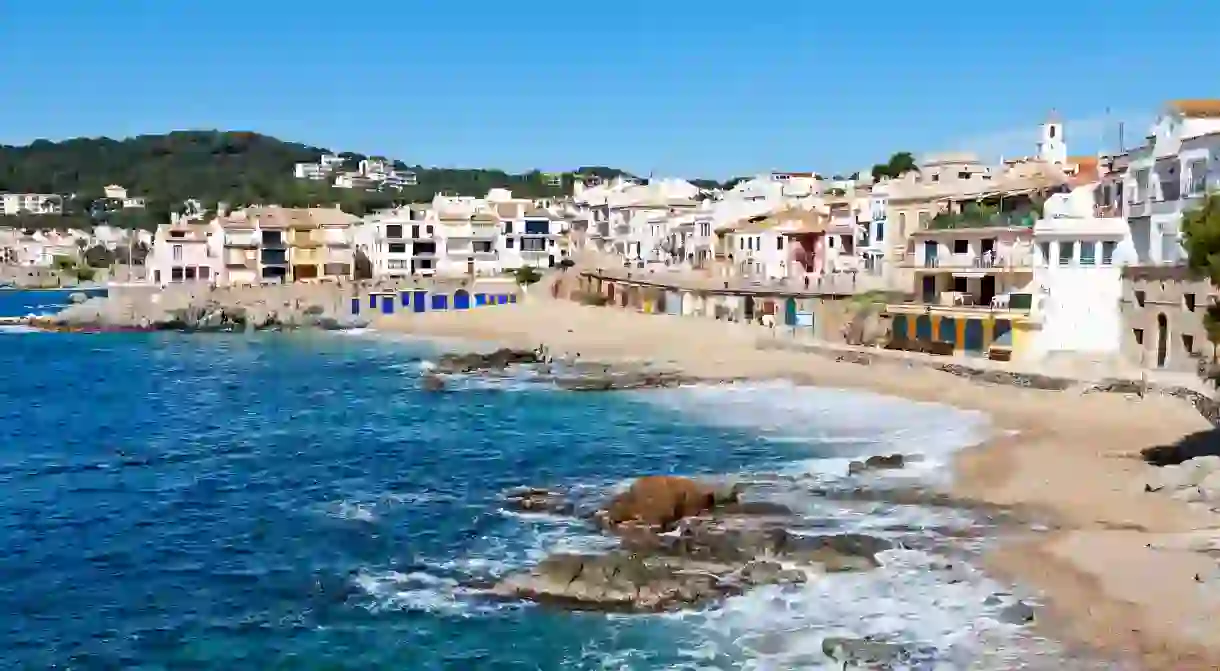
left=951, top=271, right=987, bottom=278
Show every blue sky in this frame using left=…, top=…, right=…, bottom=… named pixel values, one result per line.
left=0, top=1, right=1211, bottom=177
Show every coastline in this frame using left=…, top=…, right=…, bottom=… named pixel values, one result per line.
left=371, top=294, right=1220, bottom=669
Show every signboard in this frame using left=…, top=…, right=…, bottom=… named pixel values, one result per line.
left=795, top=312, right=814, bottom=327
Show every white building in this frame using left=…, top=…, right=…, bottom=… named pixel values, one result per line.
left=1123, top=100, right=1220, bottom=265
left=103, top=185, right=128, bottom=200
left=357, top=205, right=436, bottom=277
left=294, top=154, right=346, bottom=181
left=0, top=193, right=63, bottom=216
left=147, top=216, right=224, bottom=285
left=1028, top=179, right=1135, bottom=361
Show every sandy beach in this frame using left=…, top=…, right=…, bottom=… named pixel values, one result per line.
left=372, top=285, right=1220, bottom=669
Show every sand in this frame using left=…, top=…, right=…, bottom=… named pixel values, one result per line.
left=373, top=289, right=1220, bottom=669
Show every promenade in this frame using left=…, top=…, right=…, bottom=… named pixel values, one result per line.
left=580, top=265, right=894, bottom=297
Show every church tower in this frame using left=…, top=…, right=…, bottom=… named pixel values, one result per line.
left=1037, top=111, right=1067, bottom=165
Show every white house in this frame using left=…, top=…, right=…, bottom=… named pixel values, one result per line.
left=0, top=193, right=63, bottom=216
left=103, top=184, right=128, bottom=200
left=147, top=215, right=223, bottom=285
left=1123, top=100, right=1220, bottom=265
left=1028, top=180, right=1135, bottom=361
left=358, top=205, right=436, bottom=277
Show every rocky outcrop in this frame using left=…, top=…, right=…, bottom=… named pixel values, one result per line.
left=847, top=453, right=906, bottom=475
left=553, top=370, right=693, bottom=392
left=598, top=476, right=725, bottom=531
left=486, top=475, right=893, bottom=612
left=501, top=487, right=574, bottom=516
left=1141, top=455, right=1220, bottom=505
left=53, top=296, right=366, bottom=333
left=433, top=348, right=542, bottom=374
left=420, top=373, right=447, bottom=392
left=822, top=636, right=931, bottom=668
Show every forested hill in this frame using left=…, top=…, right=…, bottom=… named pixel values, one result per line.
left=0, top=131, right=641, bottom=228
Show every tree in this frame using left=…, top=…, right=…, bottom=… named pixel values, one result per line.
left=870, top=152, right=919, bottom=180
left=514, top=265, right=542, bottom=286
left=353, top=248, right=373, bottom=280
left=1182, top=194, right=1220, bottom=364
left=83, top=244, right=117, bottom=268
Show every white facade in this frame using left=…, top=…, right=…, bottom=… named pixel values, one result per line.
left=103, top=184, right=128, bottom=200
left=358, top=207, right=437, bottom=277
left=1028, top=184, right=1135, bottom=359
left=1123, top=105, right=1220, bottom=265
left=0, top=193, right=63, bottom=216
left=147, top=217, right=224, bottom=285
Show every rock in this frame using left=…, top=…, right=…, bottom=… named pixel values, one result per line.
left=737, top=560, right=806, bottom=586
left=821, top=637, right=915, bottom=667
left=999, top=601, right=1035, bottom=624
left=716, top=501, right=795, bottom=517
left=420, top=373, right=446, bottom=392
left=848, top=453, right=906, bottom=475
left=554, top=370, right=691, bottom=392
left=600, top=476, right=722, bottom=531
left=434, top=348, right=541, bottom=374
left=489, top=552, right=728, bottom=612
left=501, top=487, right=574, bottom=515
left=68, top=292, right=88, bottom=304
left=1199, top=470, right=1220, bottom=501
left=789, top=533, right=892, bottom=572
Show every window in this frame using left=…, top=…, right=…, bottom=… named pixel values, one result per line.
left=1101, top=241, right=1117, bottom=265
left=170, top=231, right=185, bottom=239
left=1038, top=242, right=1051, bottom=265
left=184, top=266, right=196, bottom=280
left=426, top=226, right=433, bottom=235
left=386, top=224, right=403, bottom=239
left=876, top=222, right=885, bottom=242
left=505, top=222, right=513, bottom=234
left=1058, top=241, right=1074, bottom=265
left=200, top=267, right=210, bottom=279
left=1079, top=241, right=1096, bottom=265
left=411, top=225, right=420, bottom=238
left=776, top=237, right=784, bottom=250
left=474, top=241, right=493, bottom=253
left=898, top=212, right=907, bottom=236
left=828, top=236, right=836, bottom=249
left=154, top=270, right=161, bottom=283
left=1186, top=293, right=1197, bottom=312
left=506, top=238, right=514, bottom=248
left=739, top=238, right=745, bottom=251
left=388, top=243, right=406, bottom=254
left=1135, top=290, right=1146, bottom=307
left=931, top=174, right=940, bottom=182
left=171, top=266, right=183, bottom=282
left=953, top=239, right=968, bottom=254
left=521, top=238, right=545, bottom=251
left=1184, top=334, right=1196, bottom=355
left=1134, top=328, right=1144, bottom=345
left=172, top=244, right=182, bottom=260
left=918, top=211, right=929, bottom=227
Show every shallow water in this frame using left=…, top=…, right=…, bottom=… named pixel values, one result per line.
left=0, top=330, right=1107, bottom=669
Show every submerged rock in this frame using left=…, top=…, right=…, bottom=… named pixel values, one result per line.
left=420, top=373, right=447, bottom=392
left=999, top=600, right=1036, bottom=625
left=848, top=453, right=907, bottom=475
left=434, top=348, right=541, bottom=374
left=822, top=636, right=923, bottom=667
left=501, top=487, right=574, bottom=515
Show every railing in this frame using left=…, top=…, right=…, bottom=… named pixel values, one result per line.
left=928, top=210, right=1036, bottom=230
left=911, top=250, right=1033, bottom=269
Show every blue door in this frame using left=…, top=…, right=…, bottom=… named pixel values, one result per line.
left=413, top=291, right=427, bottom=313
left=496, top=295, right=508, bottom=305
left=380, top=295, right=394, bottom=314
left=351, top=297, right=361, bottom=315
left=454, top=289, right=471, bottom=310
left=938, top=316, right=956, bottom=346
left=784, top=298, right=797, bottom=326
left=509, top=294, right=517, bottom=303
left=915, top=315, right=932, bottom=340
left=368, top=294, right=377, bottom=308
left=401, top=291, right=411, bottom=307
left=431, top=294, right=449, bottom=310
left=964, top=319, right=984, bottom=352
left=891, top=314, right=908, bottom=339
left=475, top=293, right=487, bottom=306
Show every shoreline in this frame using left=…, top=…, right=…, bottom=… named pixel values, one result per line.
left=371, top=295, right=1220, bottom=669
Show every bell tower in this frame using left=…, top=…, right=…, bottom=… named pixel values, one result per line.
left=1037, top=110, right=1067, bottom=165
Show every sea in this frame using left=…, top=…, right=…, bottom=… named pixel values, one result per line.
left=0, top=293, right=1115, bottom=669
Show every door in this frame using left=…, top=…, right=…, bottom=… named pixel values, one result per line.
left=454, top=289, right=471, bottom=310
left=350, top=297, right=361, bottom=315
left=475, top=293, right=487, bottom=306
left=980, top=275, right=997, bottom=306
left=1156, top=313, right=1168, bottom=368
left=401, top=291, right=411, bottom=307
left=964, top=319, right=984, bottom=352
left=413, top=290, right=427, bottom=313
left=891, top=315, right=908, bottom=340
left=380, top=295, right=394, bottom=314
left=923, top=241, right=939, bottom=267
left=744, top=296, right=755, bottom=321
left=466, top=259, right=474, bottom=276
left=784, top=298, right=797, bottom=326
left=548, top=254, right=555, bottom=268
left=938, top=316, right=956, bottom=346
left=921, top=276, right=936, bottom=303
left=915, top=315, right=932, bottom=340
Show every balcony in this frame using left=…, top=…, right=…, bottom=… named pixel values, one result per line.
left=928, top=209, right=1036, bottom=230
left=905, top=248, right=1033, bottom=270
left=261, top=250, right=288, bottom=265
left=886, top=291, right=1034, bottom=317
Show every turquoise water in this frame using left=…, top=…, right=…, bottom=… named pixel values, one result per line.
left=0, top=288, right=107, bottom=318
left=0, top=324, right=1090, bottom=669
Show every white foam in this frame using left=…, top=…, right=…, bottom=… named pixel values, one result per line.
left=354, top=569, right=495, bottom=616
left=638, top=381, right=988, bottom=485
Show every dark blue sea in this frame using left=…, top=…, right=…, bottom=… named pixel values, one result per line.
left=0, top=310, right=1097, bottom=669
left=0, top=288, right=107, bottom=319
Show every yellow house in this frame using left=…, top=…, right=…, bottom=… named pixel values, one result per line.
left=286, top=210, right=323, bottom=281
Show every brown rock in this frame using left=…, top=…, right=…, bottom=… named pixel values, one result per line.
left=602, top=476, right=724, bottom=531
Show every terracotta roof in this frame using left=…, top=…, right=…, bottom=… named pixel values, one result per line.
left=1068, top=156, right=1100, bottom=187
left=1169, top=99, right=1220, bottom=118
left=495, top=202, right=520, bottom=218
